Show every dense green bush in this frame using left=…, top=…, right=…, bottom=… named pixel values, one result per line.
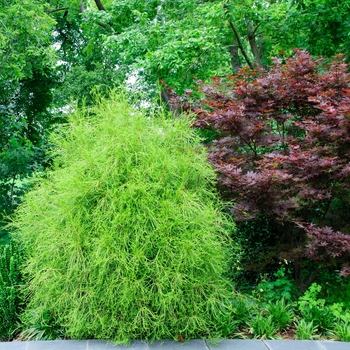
left=0, top=241, right=24, bottom=340
left=12, top=95, right=235, bottom=342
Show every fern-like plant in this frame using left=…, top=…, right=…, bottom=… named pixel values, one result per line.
left=12, top=94, right=235, bottom=342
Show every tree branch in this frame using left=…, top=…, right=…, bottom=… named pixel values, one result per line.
left=303, top=266, right=322, bottom=291
left=94, top=0, right=106, bottom=11
left=247, top=23, right=262, bottom=66
left=253, top=22, right=262, bottom=35
left=45, top=7, right=68, bottom=14
left=223, top=1, right=253, bottom=69
left=96, top=21, right=107, bottom=29
left=79, top=1, right=108, bottom=29
left=228, top=21, right=254, bottom=70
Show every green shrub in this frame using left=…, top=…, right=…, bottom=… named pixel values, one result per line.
left=19, top=309, right=65, bottom=341
left=298, top=283, right=335, bottom=335
left=313, top=269, right=350, bottom=309
left=329, top=303, right=350, bottom=324
left=12, top=95, right=235, bottom=342
left=254, top=268, right=298, bottom=303
left=232, top=295, right=257, bottom=327
left=268, top=299, right=293, bottom=331
left=0, top=240, right=24, bottom=339
left=247, top=313, right=277, bottom=339
left=295, top=319, right=317, bottom=340
left=333, top=320, right=350, bottom=342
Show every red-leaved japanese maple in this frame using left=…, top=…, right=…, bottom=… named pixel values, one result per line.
left=170, top=50, right=350, bottom=290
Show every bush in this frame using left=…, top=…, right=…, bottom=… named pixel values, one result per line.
left=254, top=268, right=298, bottom=303
left=175, top=50, right=350, bottom=290
left=12, top=94, right=235, bottom=342
left=0, top=240, right=24, bottom=340
left=294, top=319, right=317, bottom=340
left=247, top=314, right=277, bottom=339
left=268, top=299, right=293, bottom=331
left=334, top=320, right=350, bottom=342
left=298, top=283, right=335, bottom=335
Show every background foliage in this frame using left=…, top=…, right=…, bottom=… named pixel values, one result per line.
left=0, top=0, right=56, bottom=242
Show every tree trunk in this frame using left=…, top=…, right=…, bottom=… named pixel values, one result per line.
left=79, top=2, right=85, bottom=13
left=229, top=44, right=242, bottom=73
left=94, top=0, right=106, bottom=11
left=247, top=22, right=262, bottom=66
left=294, top=257, right=321, bottom=292
left=228, top=21, right=254, bottom=69
left=161, top=90, right=180, bottom=117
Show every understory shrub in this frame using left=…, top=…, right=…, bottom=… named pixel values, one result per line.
left=254, top=268, right=298, bottom=303
left=298, top=283, right=335, bottom=335
left=295, top=319, right=317, bottom=340
left=0, top=240, right=24, bottom=340
left=12, top=94, right=235, bottom=342
left=229, top=269, right=350, bottom=340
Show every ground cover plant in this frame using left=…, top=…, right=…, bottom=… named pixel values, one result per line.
left=0, top=241, right=24, bottom=340
left=224, top=273, right=350, bottom=341
left=11, top=94, right=236, bottom=342
left=172, top=50, right=350, bottom=292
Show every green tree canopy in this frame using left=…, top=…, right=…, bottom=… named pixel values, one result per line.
left=0, top=0, right=56, bottom=241
left=40, top=0, right=350, bottom=106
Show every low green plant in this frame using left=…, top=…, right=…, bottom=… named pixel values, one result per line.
left=268, top=299, right=294, bottom=331
left=0, top=240, right=24, bottom=339
left=295, top=319, right=317, bottom=340
left=248, top=314, right=278, bottom=339
left=329, top=303, right=350, bottom=323
left=232, top=295, right=257, bottom=327
left=12, top=94, right=236, bottom=342
left=298, top=283, right=335, bottom=334
left=310, top=267, right=350, bottom=301
left=19, top=309, right=66, bottom=340
left=333, top=320, right=350, bottom=342
left=212, top=301, right=238, bottom=337
left=254, top=268, right=298, bottom=302
left=298, top=283, right=324, bottom=307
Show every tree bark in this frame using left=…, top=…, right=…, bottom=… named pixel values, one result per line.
left=79, top=2, right=85, bottom=13
left=294, top=257, right=321, bottom=292
left=79, top=1, right=108, bottom=29
left=228, top=21, right=254, bottom=70
left=94, top=0, right=106, bottom=11
left=247, top=22, right=262, bottom=66
left=161, top=90, right=180, bottom=117
left=44, top=7, right=68, bottom=14
left=229, top=44, right=242, bottom=73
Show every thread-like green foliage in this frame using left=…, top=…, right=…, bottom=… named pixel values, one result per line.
left=0, top=241, right=24, bottom=339
left=13, top=95, right=235, bottom=342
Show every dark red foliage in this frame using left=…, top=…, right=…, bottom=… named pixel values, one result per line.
left=296, top=222, right=350, bottom=276
left=171, top=50, right=350, bottom=279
